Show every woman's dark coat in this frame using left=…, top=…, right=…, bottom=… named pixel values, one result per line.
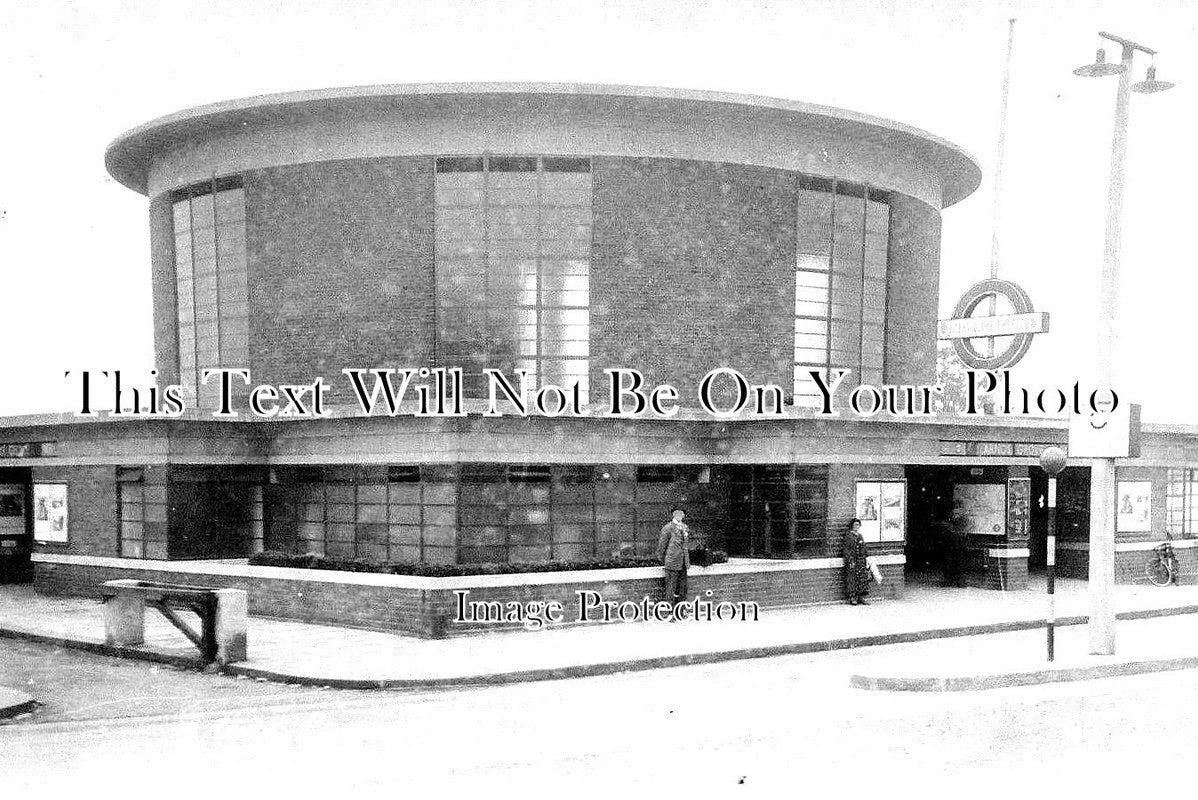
left=843, top=529, right=871, bottom=599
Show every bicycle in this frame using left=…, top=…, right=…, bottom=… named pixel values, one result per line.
left=1146, top=536, right=1179, bottom=587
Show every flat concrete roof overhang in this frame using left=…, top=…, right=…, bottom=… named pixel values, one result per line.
left=105, top=83, right=982, bottom=209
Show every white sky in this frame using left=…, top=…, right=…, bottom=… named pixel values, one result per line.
left=1, top=0, right=1194, bottom=421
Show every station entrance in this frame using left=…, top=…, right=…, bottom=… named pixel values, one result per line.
left=0, top=468, right=33, bottom=584
left=904, top=464, right=1091, bottom=590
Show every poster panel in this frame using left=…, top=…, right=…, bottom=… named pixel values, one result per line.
left=1007, top=478, right=1030, bottom=542
left=856, top=481, right=905, bottom=543
left=855, top=482, right=881, bottom=542
left=1116, top=481, right=1151, bottom=533
left=953, top=483, right=1006, bottom=536
left=33, top=483, right=69, bottom=543
left=0, top=484, right=24, bottom=540
left=879, top=482, right=906, bottom=542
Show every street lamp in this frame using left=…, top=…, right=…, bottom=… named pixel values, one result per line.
left=1073, top=32, right=1174, bottom=656
left=1039, top=447, right=1067, bottom=662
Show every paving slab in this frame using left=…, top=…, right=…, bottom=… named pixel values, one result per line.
left=3, top=578, right=1198, bottom=688
left=849, top=613, right=1198, bottom=691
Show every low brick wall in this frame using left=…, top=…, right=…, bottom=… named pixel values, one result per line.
left=34, top=556, right=437, bottom=636
left=32, top=553, right=905, bottom=638
left=1053, top=541, right=1198, bottom=586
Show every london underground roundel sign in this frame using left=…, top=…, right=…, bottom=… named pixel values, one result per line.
left=937, top=279, right=1050, bottom=370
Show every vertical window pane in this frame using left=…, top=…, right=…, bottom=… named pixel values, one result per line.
left=172, top=180, right=246, bottom=409
left=795, top=181, right=888, bottom=398
left=436, top=157, right=592, bottom=404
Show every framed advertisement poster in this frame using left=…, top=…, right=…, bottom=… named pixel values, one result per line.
left=856, top=481, right=906, bottom=543
left=1116, top=481, right=1151, bottom=532
left=1007, top=478, right=1030, bottom=542
left=33, top=483, right=69, bottom=543
left=953, top=483, right=1006, bottom=536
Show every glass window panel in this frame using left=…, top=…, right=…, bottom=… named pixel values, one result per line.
left=192, top=233, right=216, bottom=259
left=190, top=195, right=215, bottom=229
left=542, top=289, right=589, bottom=307
left=541, top=188, right=592, bottom=205
left=543, top=171, right=592, bottom=188
left=172, top=203, right=191, bottom=230
left=488, top=188, right=538, bottom=205
left=796, top=254, right=829, bottom=273
left=542, top=273, right=589, bottom=293
left=488, top=240, right=538, bottom=259
left=795, top=270, right=829, bottom=288
left=794, top=317, right=826, bottom=335
left=541, top=324, right=589, bottom=342
left=539, top=239, right=589, bottom=257
left=437, top=209, right=486, bottom=237
left=866, top=200, right=890, bottom=232
left=795, top=300, right=828, bottom=317
left=541, top=308, right=588, bottom=327
left=795, top=287, right=827, bottom=305
left=540, top=207, right=592, bottom=227
left=436, top=187, right=486, bottom=206
left=794, top=347, right=827, bottom=362
left=435, top=160, right=591, bottom=399
left=542, top=339, right=589, bottom=358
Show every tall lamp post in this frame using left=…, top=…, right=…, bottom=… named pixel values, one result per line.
left=1073, top=33, right=1174, bottom=655
left=1039, top=447, right=1067, bottom=661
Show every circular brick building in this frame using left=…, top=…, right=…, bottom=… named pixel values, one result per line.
left=10, top=83, right=1197, bottom=629
left=105, top=83, right=980, bottom=410
left=87, top=83, right=997, bottom=571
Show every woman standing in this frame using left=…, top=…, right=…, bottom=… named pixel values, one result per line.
left=843, top=518, right=871, bottom=606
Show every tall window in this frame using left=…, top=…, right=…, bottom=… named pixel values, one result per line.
left=172, top=178, right=248, bottom=409
left=1167, top=469, right=1198, bottom=537
left=435, top=156, right=592, bottom=402
left=793, top=179, right=889, bottom=406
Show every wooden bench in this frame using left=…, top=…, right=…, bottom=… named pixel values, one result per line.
left=100, top=579, right=247, bottom=666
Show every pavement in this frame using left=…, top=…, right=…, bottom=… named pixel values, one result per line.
left=3, top=577, right=1198, bottom=690
left=0, top=686, right=36, bottom=719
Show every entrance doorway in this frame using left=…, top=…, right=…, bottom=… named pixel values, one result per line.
left=0, top=468, right=33, bottom=584
left=905, top=465, right=1010, bottom=586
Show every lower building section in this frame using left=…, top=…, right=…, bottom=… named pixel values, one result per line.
left=32, top=552, right=906, bottom=637
left=4, top=414, right=1197, bottom=613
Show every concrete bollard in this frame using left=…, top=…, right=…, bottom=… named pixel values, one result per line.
left=103, top=589, right=146, bottom=646
left=213, top=589, right=248, bottom=665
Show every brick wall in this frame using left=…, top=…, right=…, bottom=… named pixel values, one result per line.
left=31, top=465, right=118, bottom=558
left=35, top=557, right=904, bottom=638
left=884, top=193, right=942, bottom=386
left=1055, top=545, right=1198, bottom=585
left=147, top=155, right=943, bottom=407
left=591, top=157, right=796, bottom=405
left=35, top=560, right=434, bottom=636
left=1118, top=546, right=1198, bottom=585
left=243, top=157, right=436, bottom=400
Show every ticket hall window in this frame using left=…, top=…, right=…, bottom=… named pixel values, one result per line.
left=793, top=179, right=888, bottom=407
left=171, top=177, right=249, bottom=409
left=435, top=156, right=592, bottom=403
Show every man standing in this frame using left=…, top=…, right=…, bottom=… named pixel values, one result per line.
left=657, top=507, right=691, bottom=615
